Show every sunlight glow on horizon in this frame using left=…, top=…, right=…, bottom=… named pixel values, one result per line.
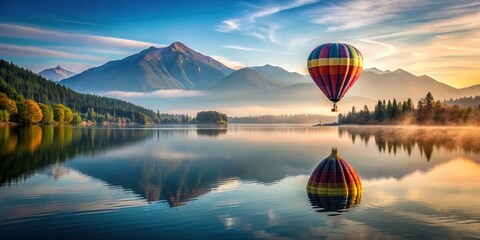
left=0, top=0, right=478, bottom=88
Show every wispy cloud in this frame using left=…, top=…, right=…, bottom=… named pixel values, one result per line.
left=0, top=23, right=164, bottom=49
left=50, top=18, right=101, bottom=26
left=216, top=0, right=318, bottom=43
left=56, top=46, right=128, bottom=56
left=222, top=45, right=268, bottom=53
left=222, top=45, right=291, bottom=55
left=371, top=11, right=480, bottom=40
left=258, top=25, right=281, bottom=44
left=358, top=39, right=397, bottom=62
left=0, top=43, right=106, bottom=62
left=217, top=20, right=241, bottom=32
left=210, top=55, right=245, bottom=70
left=217, top=0, right=318, bottom=32
left=245, top=32, right=266, bottom=40
left=309, top=0, right=420, bottom=31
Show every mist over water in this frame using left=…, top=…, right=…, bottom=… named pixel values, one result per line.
left=101, top=89, right=374, bottom=117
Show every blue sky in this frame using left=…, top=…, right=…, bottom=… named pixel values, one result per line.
left=0, top=0, right=479, bottom=87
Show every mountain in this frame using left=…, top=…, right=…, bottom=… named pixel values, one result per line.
left=0, top=59, right=155, bottom=119
left=212, top=68, right=283, bottom=91
left=458, top=84, right=480, bottom=99
left=39, top=65, right=76, bottom=81
left=348, top=69, right=474, bottom=101
left=249, top=64, right=309, bottom=85
left=60, top=42, right=234, bottom=92
left=364, top=67, right=390, bottom=75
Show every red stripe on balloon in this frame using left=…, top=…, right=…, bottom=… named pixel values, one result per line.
left=318, top=45, right=333, bottom=98
left=336, top=44, right=350, bottom=99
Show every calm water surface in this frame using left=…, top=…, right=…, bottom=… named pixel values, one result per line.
left=0, top=124, right=479, bottom=239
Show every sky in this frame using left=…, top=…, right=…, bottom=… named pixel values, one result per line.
left=0, top=0, right=479, bottom=88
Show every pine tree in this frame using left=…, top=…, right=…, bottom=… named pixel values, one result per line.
left=385, top=100, right=393, bottom=120
left=374, top=100, right=383, bottom=121
left=392, top=99, right=399, bottom=119
left=426, top=92, right=434, bottom=112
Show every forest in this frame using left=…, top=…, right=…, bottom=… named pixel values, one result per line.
left=0, top=60, right=155, bottom=124
left=338, top=92, right=480, bottom=125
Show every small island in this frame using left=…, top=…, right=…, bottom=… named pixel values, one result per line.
left=194, top=111, right=228, bottom=125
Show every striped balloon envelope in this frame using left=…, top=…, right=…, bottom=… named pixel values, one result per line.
left=306, top=148, right=362, bottom=212
left=307, top=43, right=363, bottom=112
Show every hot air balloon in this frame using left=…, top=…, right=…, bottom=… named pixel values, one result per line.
left=306, top=148, right=362, bottom=212
left=307, top=43, right=363, bottom=112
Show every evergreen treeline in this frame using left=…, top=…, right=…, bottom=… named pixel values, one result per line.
left=154, top=112, right=192, bottom=124
left=0, top=60, right=155, bottom=123
left=338, top=92, right=480, bottom=125
left=444, top=95, right=480, bottom=108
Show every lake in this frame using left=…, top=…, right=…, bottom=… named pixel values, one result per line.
left=1, top=125, right=479, bottom=239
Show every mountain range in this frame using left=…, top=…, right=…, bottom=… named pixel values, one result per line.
left=56, top=42, right=479, bottom=115
left=212, top=68, right=283, bottom=91
left=39, top=65, right=76, bottom=82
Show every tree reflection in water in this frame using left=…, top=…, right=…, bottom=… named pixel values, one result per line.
left=339, top=126, right=480, bottom=161
left=196, top=128, right=227, bottom=137
left=0, top=126, right=152, bottom=185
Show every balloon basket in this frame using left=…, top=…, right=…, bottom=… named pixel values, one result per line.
left=331, top=104, right=338, bottom=112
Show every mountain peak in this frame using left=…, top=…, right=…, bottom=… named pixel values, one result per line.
left=169, top=41, right=188, bottom=51
left=39, top=65, right=76, bottom=82
left=364, top=67, right=388, bottom=75
left=262, top=64, right=281, bottom=69
left=393, top=68, right=408, bottom=73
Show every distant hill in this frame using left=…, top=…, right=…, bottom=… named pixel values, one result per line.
left=348, top=69, right=476, bottom=101
left=458, top=84, right=480, bottom=99
left=60, top=42, right=234, bottom=92
left=364, top=67, right=390, bottom=75
left=249, top=64, right=309, bottom=85
left=39, top=65, right=76, bottom=81
left=0, top=59, right=155, bottom=119
left=212, top=68, right=283, bottom=91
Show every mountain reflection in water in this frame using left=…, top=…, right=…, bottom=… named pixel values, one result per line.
left=1, top=125, right=480, bottom=208
left=0, top=125, right=479, bottom=239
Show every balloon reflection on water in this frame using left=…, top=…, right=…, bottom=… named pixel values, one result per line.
left=306, top=148, right=362, bottom=213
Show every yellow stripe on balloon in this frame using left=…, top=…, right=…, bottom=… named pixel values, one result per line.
left=307, top=58, right=362, bottom=68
